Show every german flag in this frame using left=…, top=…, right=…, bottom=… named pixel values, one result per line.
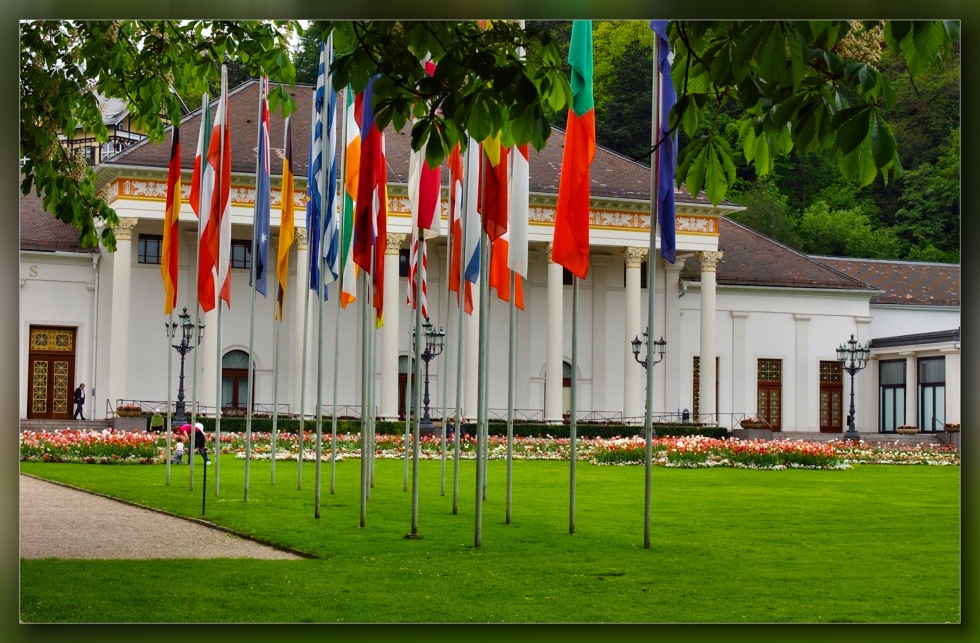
left=162, top=126, right=180, bottom=314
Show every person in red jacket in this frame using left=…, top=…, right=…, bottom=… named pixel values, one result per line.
left=174, top=423, right=211, bottom=465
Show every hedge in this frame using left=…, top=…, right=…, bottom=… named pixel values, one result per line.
left=166, top=417, right=727, bottom=440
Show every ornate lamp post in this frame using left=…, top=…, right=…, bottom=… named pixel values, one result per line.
left=165, top=307, right=205, bottom=425
left=836, top=333, right=870, bottom=441
left=631, top=328, right=667, bottom=371
left=413, top=318, right=446, bottom=436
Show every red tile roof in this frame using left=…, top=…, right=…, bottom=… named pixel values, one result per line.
left=681, top=218, right=874, bottom=291
left=105, top=80, right=738, bottom=205
left=811, top=256, right=960, bottom=307
left=19, top=190, right=98, bottom=253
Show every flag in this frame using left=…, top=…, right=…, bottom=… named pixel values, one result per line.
left=462, top=140, right=481, bottom=289
left=321, top=34, right=341, bottom=291
left=650, top=20, right=677, bottom=264
left=354, top=75, right=389, bottom=326
left=162, top=126, right=180, bottom=315
left=251, top=77, right=271, bottom=297
left=447, top=144, right=474, bottom=314
left=551, top=20, right=595, bottom=280
left=307, top=41, right=325, bottom=297
left=407, top=59, right=442, bottom=239
left=489, top=232, right=525, bottom=310
left=189, top=94, right=210, bottom=218
left=212, top=65, right=232, bottom=308
left=508, top=143, right=530, bottom=278
left=276, top=114, right=295, bottom=321
left=339, top=89, right=361, bottom=309
left=479, top=137, right=508, bottom=242
left=191, top=94, right=214, bottom=312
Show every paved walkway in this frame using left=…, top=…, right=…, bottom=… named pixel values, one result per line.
left=20, top=474, right=302, bottom=560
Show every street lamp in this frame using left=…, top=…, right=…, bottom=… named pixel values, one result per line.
left=165, top=307, right=205, bottom=425
left=631, top=328, right=666, bottom=371
left=836, top=333, right=870, bottom=441
left=413, top=318, right=446, bottom=436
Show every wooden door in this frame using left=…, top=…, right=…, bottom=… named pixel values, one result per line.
left=757, top=359, right=781, bottom=431
left=27, top=326, right=76, bottom=420
left=819, top=361, right=843, bottom=433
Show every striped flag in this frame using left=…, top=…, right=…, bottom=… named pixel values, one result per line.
left=339, top=89, right=361, bottom=308
left=276, top=115, right=295, bottom=321
left=407, top=59, right=442, bottom=239
left=162, top=126, right=180, bottom=314
left=479, top=137, right=508, bottom=242
left=307, top=40, right=326, bottom=297
left=189, top=95, right=210, bottom=219
left=650, top=20, right=677, bottom=264
left=406, top=233, right=428, bottom=318
left=551, top=20, right=595, bottom=279
left=353, top=75, right=388, bottom=326
left=321, top=34, right=341, bottom=291
left=462, top=140, right=481, bottom=289
left=250, top=77, right=272, bottom=297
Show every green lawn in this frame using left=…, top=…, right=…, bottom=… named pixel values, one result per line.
left=19, top=457, right=960, bottom=623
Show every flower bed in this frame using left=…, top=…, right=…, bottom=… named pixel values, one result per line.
left=20, top=430, right=960, bottom=469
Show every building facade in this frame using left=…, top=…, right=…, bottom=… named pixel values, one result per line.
left=19, top=81, right=960, bottom=435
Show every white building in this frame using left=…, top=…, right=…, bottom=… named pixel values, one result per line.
left=19, top=81, right=960, bottom=436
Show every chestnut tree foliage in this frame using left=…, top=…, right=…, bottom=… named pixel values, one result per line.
left=20, top=19, right=957, bottom=251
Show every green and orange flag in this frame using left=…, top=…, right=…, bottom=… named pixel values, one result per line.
left=162, top=126, right=181, bottom=314
left=551, top=20, right=595, bottom=280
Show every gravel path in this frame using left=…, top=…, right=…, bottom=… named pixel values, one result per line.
left=20, top=474, right=302, bottom=560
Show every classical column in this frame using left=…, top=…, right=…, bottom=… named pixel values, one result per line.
left=941, top=347, right=960, bottom=424
left=664, top=262, right=684, bottom=414
left=545, top=242, right=564, bottom=422
left=622, top=246, right=647, bottom=421
left=292, top=228, right=308, bottom=416
left=591, top=254, right=609, bottom=412
left=107, top=217, right=137, bottom=409
left=855, top=316, right=873, bottom=433
left=794, top=314, right=812, bottom=432
left=182, top=229, right=216, bottom=416
left=379, top=232, right=406, bottom=420
left=697, top=250, right=723, bottom=423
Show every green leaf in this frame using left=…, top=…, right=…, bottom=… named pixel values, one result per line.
left=832, top=104, right=873, bottom=155
left=466, top=98, right=492, bottom=142
left=869, top=110, right=897, bottom=169
left=757, top=25, right=786, bottom=84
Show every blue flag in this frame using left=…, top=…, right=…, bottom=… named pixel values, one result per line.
left=322, top=32, right=340, bottom=289
left=650, top=20, right=677, bottom=264
left=250, top=77, right=272, bottom=296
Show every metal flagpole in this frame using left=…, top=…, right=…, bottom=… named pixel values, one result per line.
left=440, top=227, right=452, bottom=496
left=404, top=322, right=412, bottom=492
left=474, top=228, right=490, bottom=546
left=314, top=203, right=326, bottom=520
left=410, top=233, right=425, bottom=537
left=298, top=242, right=313, bottom=490
left=569, top=276, right=579, bottom=535
left=244, top=79, right=265, bottom=503
left=271, top=313, right=280, bottom=484
left=165, top=311, right=173, bottom=485
left=367, top=262, right=376, bottom=497
left=359, top=271, right=368, bottom=527
left=331, top=87, right=348, bottom=496
left=188, top=92, right=208, bottom=493
left=644, top=29, right=663, bottom=550
left=452, top=143, right=474, bottom=516
left=213, top=299, right=223, bottom=496
left=506, top=271, right=515, bottom=523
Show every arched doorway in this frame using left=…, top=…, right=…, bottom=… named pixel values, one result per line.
left=221, top=350, right=254, bottom=412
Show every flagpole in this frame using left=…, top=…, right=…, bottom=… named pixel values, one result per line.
left=644, top=27, right=663, bottom=550
left=367, top=260, right=376, bottom=498
left=506, top=271, right=515, bottom=523
left=188, top=91, right=208, bottom=493
left=298, top=243, right=312, bottom=489
left=452, top=144, right=471, bottom=516
left=244, top=79, right=266, bottom=503
left=475, top=228, right=490, bottom=547
left=569, top=276, right=579, bottom=535
left=410, top=233, right=425, bottom=537
left=314, top=67, right=332, bottom=519
left=213, top=299, right=223, bottom=496
left=440, top=226, right=452, bottom=496
left=331, top=86, right=348, bottom=496
left=404, top=319, right=412, bottom=492
left=271, top=311, right=280, bottom=485
left=165, top=311, right=173, bottom=485
left=213, top=64, right=229, bottom=498
left=359, top=271, right=368, bottom=527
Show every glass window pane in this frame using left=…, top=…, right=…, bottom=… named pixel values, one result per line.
left=880, top=360, right=905, bottom=385
left=883, top=390, right=894, bottom=430
left=921, top=390, right=933, bottom=430
left=919, top=357, right=945, bottom=384
left=238, top=379, right=248, bottom=408
left=935, top=387, right=945, bottom=429
left=896, top=389, right=905, bottom=427
left=221, top=377, right=233, bottom=407
left=222, top=350, right=250, bottom=369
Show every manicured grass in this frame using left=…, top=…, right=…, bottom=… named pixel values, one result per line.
left=20, top=457, right=959, bottom=623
